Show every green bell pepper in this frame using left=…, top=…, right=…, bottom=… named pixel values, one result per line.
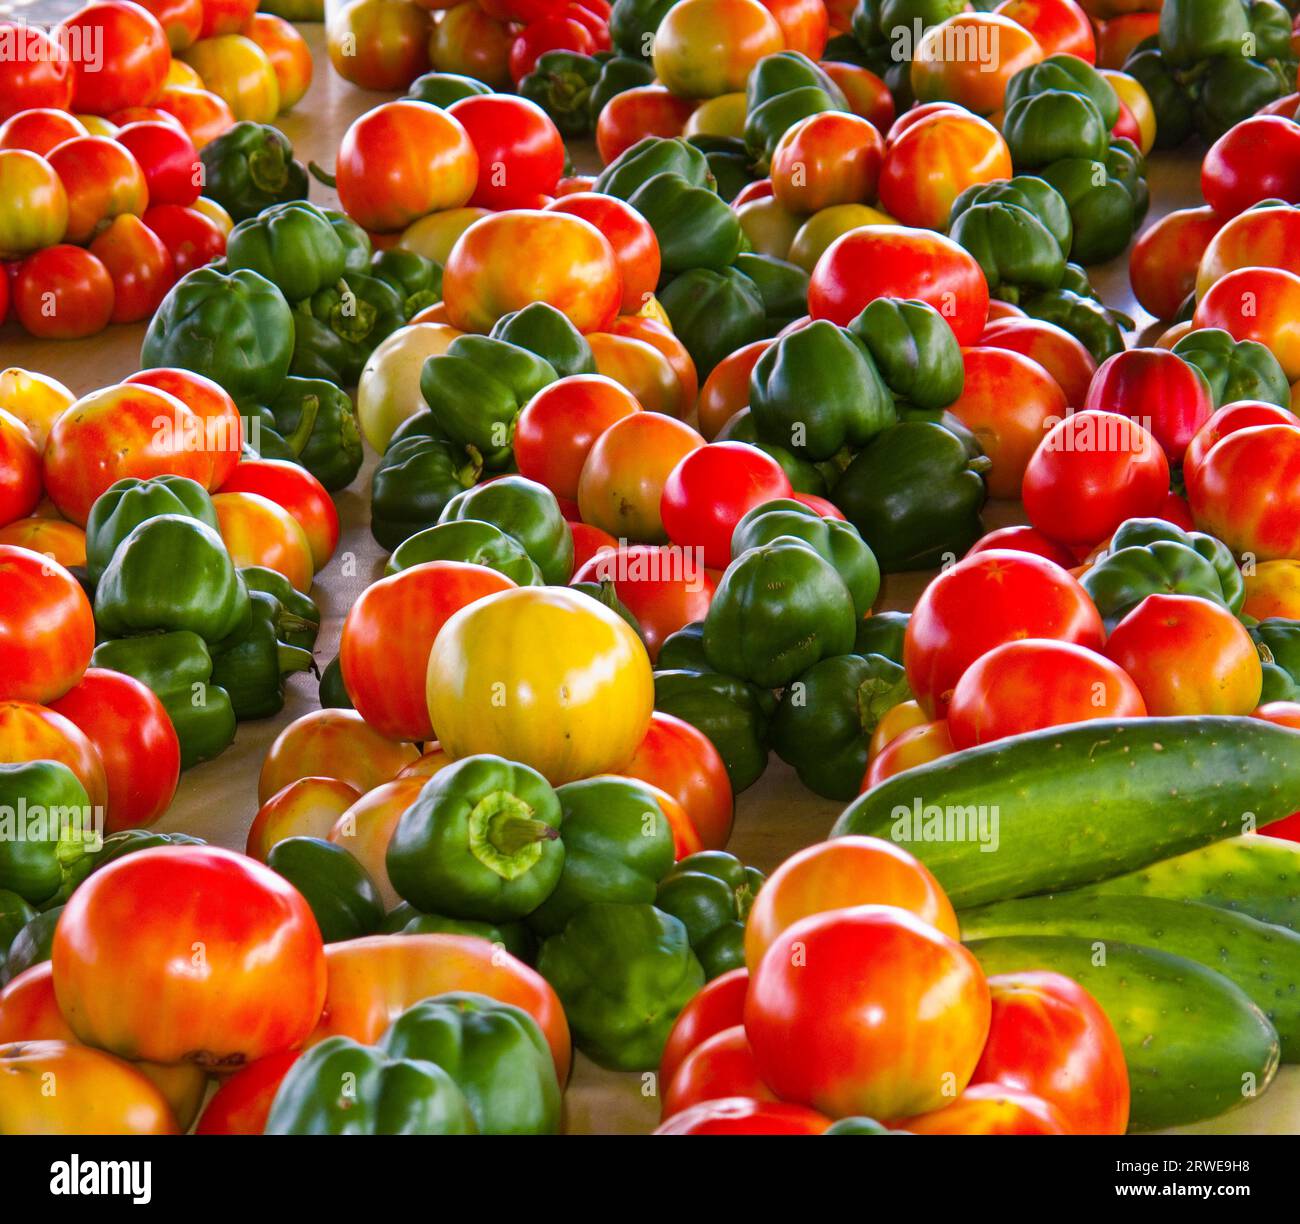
left=85, top=475, right=218, bottom=584
left=379, top=993, right=562, bottom=1134
left=701, top=143, right=754, bottom=205
left=291, top=273, right=405, bottom=386
left=745, top=50, right=847, bottom=111
left=199, top=121, right=308, bottom=224
left=653, top=668, right=772, bottom=792
left=655, top=851, right=764, bottom=980
left=715, top=409, right=833, bottom=495
left=527, top=777, right=676, bottom=937
left=386, top=520, right=542, bottom=585
left=949, top=176, right=1072, bottom=257
left=1020, top=287, right=1128, bottom=364
left=407, top=70, right=493, bottom=108
left=609, top=0, right=676, bottom=58
left=209, top=590, right=314, bottom=720
left=1158, top=0, right=1250, bottom=67
left=320, top=207, right=371, bottom=277
left=1122, top=48, right=1195, bottom=150
left=141, top=267, right=295, bottom=407
left=744, top=86, right=840, bottom=173
left=590, top=54, right=658, bottom=116
left=319, top=654, right=353, bottom=709
left=260, top=376, right=364, bottom=492
left=0, top=890, right=36, bottom=971
left=241, top=565, right=320, bottom=650
left=1250, top=0, right=1293, bottom=57
left=593, top=136, right=712, bottom=200
left=854, top=609, right=910, bottom=664
left=658, top=266, right=767, bottom=378
left=266, top=836, right=384, bottom=943
left=369, top=435, right=481, bottom=551
left=731, top=499, right=881, bottom=618
left=571, top=579, right=645, bottom=641
left=1004, top=54, right=1121, bottom=128
left=627, top=172, right=743, bottom=275
left=386, top=755, right=564, bottom=922
left=833, top=420, right=990, bottom=572
left=382, top=903, right=536, bottom=963
left=226, top=201, right=346, bottom=305
left=520, top=51, right=601, bottom=138
left=847, top=297, right=965, bottom=411
left=949, top=200, right=1066, bottom=302
left=94, top=515, right=250, bottom=644
left=824, top=1116, right=899, bottom=1134
left=1104, top=137, right=1150, bottom=223
left=771, top=652, right=914, bottom=799
left=0, top=762, right=93, bottom=906
left=91, top=632, right=237, bottom=770
left=489, top=302, right=596, bottom=380
left=1172, top=328, right=1291, bottom=408
left=258, top=0, right=324, bottom=19
left=1251, top=619, right=1300, bottom=703
left=439, top=475, right=573, bottom=586
left=1193, top=54, right=1289, bottom=142
left=538, top=902, right=704, bottom=1071
left=370, top=248, right=443, bottom=321
left=704, top=537, right=858, bottom=688
left=240, top=403, right=296, bottom=462
left=3, top=905, right=61, bottom=986
left=1039, top=157, right=1136, bottom=266
left=1003, top=89, right=1109, bottom=173
left=733, top=252, right=809, bottom=329
left=50, top=829, right=205, bottom=907
left=750, top=319, right=896, bottom=461
left=264, top=1036, right=478, bottom=1135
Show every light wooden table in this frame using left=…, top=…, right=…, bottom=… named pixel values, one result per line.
left=3, top=22, right=1294, bottom=1134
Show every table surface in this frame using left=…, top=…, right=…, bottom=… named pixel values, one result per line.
left=3, top=22, right=1295, bottom=1135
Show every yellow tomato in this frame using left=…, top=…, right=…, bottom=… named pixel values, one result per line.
left=684, top=91, right=748, bottom=138
left=74, top=115, right=119, bottom=138
left=166, top=58, right=205, bottom=89
left=0, top=518, right=86, bottom=568
left=397, top=207, right=491, bottom=265
left=189, top=195, right=234, bottom=237
left=182, top=35, right=281, bottom=124
left=736, top=195, right=801, bottom=259
left=1244, top=560, right=1300, bottom=620
left=588, top=331, right=685, bottom=417
left=357, top=322, right=463, bottom=451
left=653, top=0, right=785, bottom=99
left=788, top=202, right=894, bottom=271
left=427, top=586, right=654, bottom=785
left=0, top=367, right=75, bottom=449
left=212, top=491, right=314, bottom=592
left=636, top=294, right=672, bottom=329
left=1099, top=68, right=1155, bottom=156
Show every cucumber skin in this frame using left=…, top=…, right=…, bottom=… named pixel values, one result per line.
left=960, top=894, right=1300, bottom=1060
left=1079, top=836, right=1300, bottom=933
left=967, top=935, right=1281, bottom=1133
left=832, top=717, right=1300, bottom=908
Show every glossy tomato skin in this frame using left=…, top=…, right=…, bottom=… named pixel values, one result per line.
left=195, top=1050, right=299, bottom=1134
left=327, top=0, right=431, bottom=91
left=1253, top=703, right=1300, bottom=840
left=0, top=411, right=41, bottom=528
left=448, top=94, right=565, bottom=210
left=965, top=524, right=1076, bottom=568
left=606, top=316, right=698, bottom=413
left=895, top=1082, right=1071, bottom=1135
left=1128, top=205, right=1220, bottom=321
left=1083, top=347, right=1213, bottom=463
left=49, top=668, right=180, bottom=832
left=662, top=1025, right=777, bottom=1120
left=697, top=340, right=772, bottom=440
left=651, top=0, right=784, bottom=99
left=60, top=1, right=172, bottom=116
left=971, top=970, right=1129, bottom=1135
left=595, top=85, right=695, bottom=165
left=745, top=905, right=991, bottom=1119
left=1195, top=205, right=1300, bottom=297
left=660, top=967, right=748, bottom=1087
left=246, top=776, right=361, bottom=862
left=12, top=246, right=115, bottom=340
left=910, top=13, right=1043, bottom=116
left=860, top=718, right=953, bottom=789
left=213, top=490, right=314, bottom=592
left=653, top=1096, right=832, bottom=1134
left=1188, top=424, right=1300, bottom=561
left=1201, top=115, right=1300, bottom=218
left=88, top=213, right=175, bottom=325
left=904, top=549, right=1105, bottom=717
left=115, top=119, right=202, bottom=207
left=328, top=777, right=425, bottom=909
left=995, top=0, right=1094, bottom=60
left=545, top=193, right=660, bottom=314
left=1195, top=266, right=1300, bottom=383
left=0, top=546, right=95, bottom=704
left=258, top=708, right=420, bottom=804
left=1183, top=402, right=1300, bottom=493
left=124, top=367, right=243, bottom=491
left=217, top=459, right=339, bottom=569
left=771, top=112, right=884, bottom=215
left=0, top=109, right=86, bottom=157
left=978, top=316, right=1097, bottom=407
left=0, top=25, right=73, bottom=119
left=0, top=701, right=108, bottom=810
left=53, top=845, right=327, bottom=1068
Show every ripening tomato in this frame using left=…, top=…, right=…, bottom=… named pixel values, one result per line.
left=135, top=0, right=203, bottom=49
left=88, top=213, right=176, bottom=324
left=48, top=668, right=180, bottom=831
left=328, top=778, right=425, bottom=908
left=652, top=0, right=784, bottom=99
left=911, top=14, right=1043, bottom=115
left=0, top=519, right=86, bottom=569
left=745, top=905, right=991, bottom=1119
left=1183, top=401, right=1300, bottom=493
left=123, top=367, right=242, bottom=490
left=1189, top=424, right=1300, bottom=561
left=1095, top=14, right=1159, bottom=69
left=947, top=345, right=1067, bottom=498
left=660, top=967, right=748, bottom=1086
left=508, top=16, right=595, bottom=83
left=1201, top=116, right=1300, bottom=219
left=809, top=224, right=990, bottom=345
left=820, top=61, right=893, bottom=132
left=977, top=316, right=1097, bottom=407
left=0, top=110, right=87, bottom=157
left=877, top=109, right=1012, bottom=231
left=212, top=491, right=315, bottom=592
left=653, top=1097, right=833, bottom=1135
left=971, top=970, right=1129, bottom=1135
left=217, top=459, right=339, bottom=567
left=786, top=201, right=892, bottom=270
left=0, top=24, right=73, bottom=119
left=515, top=374, right=641, bottom=501
left=1083, top=347, right=1214, bottom=463
left=578, top=411, right=705, bottom=541
left=0, top=547, right=94, bottom=705
left=443, top=210, right=621, bottom=334
left=662, top=1026, right=777, bottom=1120
left=342, top=560, right=515, bottom=742
left=896, top=1083, right=1071, bottom=1135
left=595, top=85, right=696, bottom=164
left=247, top=776, right=363, bottom=862
left=180, top=34, right=282, bottom=124
left=1129, top=205, right=1221, bottom=321
left=54, top=845, right=326, bottom=1068
left=696, top=341, right=772, bottom=440
left=545, top=193, right=660, bottom=314
left=1243, top=560, right=1300, bottom=620
left=0, top=367, right=74, bottom=451
left=45, top=135, right=147, bottom=243
left=0, top=700, right=108, bottom=811
left=905, top=549, right=1105, bottom=718
left=1195, top=266, right=1300, bottom=382
left=245, top=13, right=313, bottom=110
left=1104, top=592, right=1262, bottom=716
left=860, top=718, right=953, bottom=789
left=995, top=0, right=1094, bottom=60
left=947, top=638, right=1146, bottom=749
left=152, top=85, right=236, bottom=149
left=604, top=316, right=698, bottom=414
left=429, top=2, right=512, bottom=88
left=200, top=0, right=258, bottom=36
left=448, top=94, right=565, bottom=210
left=336, top=100, right=478, bottom=234
left=1195, top=205, right=1300, bottom=298
left=60, top=1, right=172, bottom=116
left=568, top=521, right=617, bottom=573
left=142, top=203, right=227, bottom=276
left=0, top=411, right=40, bottom=529
left=745, top=837, right=959, bottom=975
left=966, top=524, right=1076, bottom=568
left=1022, top=411, right=1171, bottom=548
left=195, top=1050, right=299, bottom=1135
left=0, top=149, right=69, bottom=260
left=770, top=112, right=884, bottom=214
left=115, top=119, right=202, bottom=206
left=867, top=697, right=927, bottom=760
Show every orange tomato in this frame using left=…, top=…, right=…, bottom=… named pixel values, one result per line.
left=327, top=777, right=427, bottom=909
left=0, top=410, right=40, bottom=529
left=199, top=0, right=258, bottom=37
left=1196, top=205, right=1300, bottom=298
left=545, top=192, right=661, bottom=314
left=0, top=548, right=94, bottom=705
left=0, top=367, right=74, bottom=451
left=652, top=0, right=785, bottom=99
left=761, top=0, right=826, bottom=55
left=246, top=776, right=363, bottom=862
left=216, top=459, right=339, bottom=568
left=212, top=491, right=314, bottom=592
left=259, top=708, right=421, bottom=804
left=1243, top=560, right=1300, bottom=620
left=911, top=13, right=1043, bottom=115
left=1130, top=206, right=1222, bottom=321
left=867, top=696, right=928, bottom=758
left=860, top=719, right=954, bottom=790
left=1194, top=266, right=1300, bottom=382
left=1095, top=12, right=1159, bottom=68
left=428, top=2, right=512, bottom=89
left=124, top=367, right=243, bottom=491
left=820, top=61, right=894, bottom=133
left=696, top=339, right=772, bottom=439
left=771, top=111, right=884, bottom=214
left=0, top=519, right=86, bottom=568
left=136, top=0, right=204, bottom=51
left=152, top=85, right=236, bottom=149
left=595, top=85, right=696, bottom=164
left=588, top=331, right=687, bottom=417
left=995, top=0, right=1095, bottom=61
left=606, top=315, right=699, bottom=411
left=0, top=700, right=107, bottom=810
left=396, top=745, right=454, bottom=779
left=896, top=1082, right=1070, bottom=1135
left=327, top=0, right=431, bottom=91
left=245, top=13, right=314, bottom=110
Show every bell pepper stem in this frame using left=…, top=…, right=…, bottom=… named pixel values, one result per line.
left=308, top=161, right=337, bottom=189
left=278, top=643, right=315, bottom=678
left=468, top=791, right=558, bottom=881
left=248, top=142, right=291, bottom=195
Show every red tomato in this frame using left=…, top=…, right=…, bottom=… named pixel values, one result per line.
left=653, top=1096, right=832, bottom=1134
left=12, top=245, right=114, bottom=340
left=135, top=0, right=203, bottom=49
left=910, top=13, right=1043, bottom=116
left=995, top=0, right=1094, bottom=60
left=965, top=524, right=1075, bottom=568
left=123, top=367, right=243, bottom=491
left=214, top=490, right=314, bottom=591
left=508, top=15, right=596, bottom=82
left=595, top=85, right=696, bottom=164
left=88, top=213, right=176, bottom=324
left=1253, top=702, right=1300, bottom=840
left=341, top=561, right=515, bottom=741
left=1195, top=204, right=1300, bottom=295
left=195, top=1050, right=299, bottom=1135
left=971, top=970, right=1129, bottom=1135
left=745, top=905, right=991, bottom=1119
left=1152, top=488, right=1195, bottom=532
left=545, top=193, right=660, bottom=314
left=141, top=203, right=226, bottom=276
left=1095, top=12, right=1159, bottom=68
left=0, top=700, right=108, bottom=811
left=568, top=521, right=618, bottom=574
left=429, top=2, right=512, bottom=88
left=696, top=340, right=773, bottom=440
left=59, top=1, right=172, bottom=116
left=259, top=709, right=420, bottom=804
left=792, top=491, right=844, bottom=519
left=447, top=94, right=565, bottom=210
left=731, top=178, right=774, bottom=207
left=820, top=61, right=894, bottom=133
left=662, top=1025, right=777, bottom=1120
left=246, top=12, right=313, bottom=110
left=660, top=442, right=793, bottom=570
left=809, top=224, right=990, bottom=345
left=46, top=135, right=147, bottom=244
left=1188, top=423, right=1300, bottom=561
left=1022, top=411, right=1171, bottom=548
left=659, top=967, right=748, bottom=1088
left=771, top=111, right=885, bottom=215
left=200, top=0, right=258, bottom=37
left=1194, top=266, right=1300, bottom=383
left=978, top=316, right=1097, bottom=408
left=0, top=25, right=73, bottom=119
left=53, top=845, right=327, bottom=1067
left=1202, top=115, right=1300, bottom=218
left=152, top=85, right=236, bottom=149
left=947, top=638, right=1146, bottom=749
left=1104, top=592, right=1263, bottom=716
left=905, top=549, right=1105, bottom=718
left=761, top=0, right=826, bottom=54
left=0, top=411, right=41, bottom=528
left=115, top=120, right=202, bottom=206
left=1183, top=401, right=1300, bottom=493
left=218, top=459, right=340, bottom=569
left=1083, top=347, right=1213, bottom=463
left=619, top=710, right=733, bottom=848
left=0, top=110, right=87, bottom=157
left=1129, top=205, right=1221, bottom=321
left=49, top=668, right=180, bottom=831
left=0, top=547, right=95, bottom=704
left=896, top=1083, right=1071, bottom=1135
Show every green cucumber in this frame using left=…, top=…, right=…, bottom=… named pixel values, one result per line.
left=960, top=894, right=1300, bottom=1059
left=1079, top=836, right=1300, bottom=933
left=967, top=935, right=1281, bottom=1132
left=833, top=717, right=1300, bottom=908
